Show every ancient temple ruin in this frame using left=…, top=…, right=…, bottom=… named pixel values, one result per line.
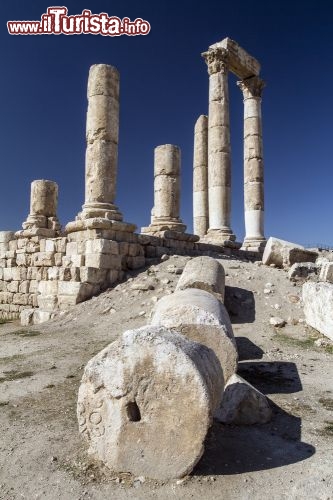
left=193, top=38, right=266, bottom=252
left=0, top=37, right=268, bottom=325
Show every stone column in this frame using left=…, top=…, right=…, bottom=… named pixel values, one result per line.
left=80, top=64, right=122, bottom=221
left=237, top=76, right=266, bottom=250
left=22, top=180, right=60, bottom=235
left=193, top=115, right=209, bottom=237
left=202, top=47, right=235, bottom=243
left=142, top=145, right=186, bottom=233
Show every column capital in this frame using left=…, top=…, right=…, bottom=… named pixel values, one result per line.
left=237, top=76, right=265, bottom=98
left=202, top=47, right=229, bottom=75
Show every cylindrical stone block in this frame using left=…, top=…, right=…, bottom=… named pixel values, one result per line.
left=176, top=256, right=225, bottom=301
left=77, top=326, right=224, bottom=480
left=238, top=77, right=265, bottom=247
left=82, top=64, right=121, bottom=219
left=30, top=180, right=58, bottom=217
left=193, top=115, right=209, bottom=237
left=144, top=144, right=186, bottom=232
left=151, top=288, right=238, bottom=382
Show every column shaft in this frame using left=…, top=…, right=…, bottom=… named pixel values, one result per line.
left=202, top=47, right=235, bottom=242
left=81, top=64, right=122, bottom=221
left=237, top=77, right=266, bottom=249
left=193, top=115, right=208, bottom=237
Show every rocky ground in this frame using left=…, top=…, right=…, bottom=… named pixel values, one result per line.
left=0, top=254, right=332, bottom=500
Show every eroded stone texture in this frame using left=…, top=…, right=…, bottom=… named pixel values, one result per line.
left=319, top=262, right=333, bottom=283
left=238, top=77, right=266, bottom=251
left=212, top=38, right=260, bottom=79
left=142, top=145, right=186, bottom=234
left=80, top=64, right=122, bottom=222
left=202, top=47, right=235, bottom=244
left=151, top=288, right=238, bottom=382
left=214, top=374, right=272, bottom=424
left=303, top=282, right=333, bottom=341
left=21, top=180, right=61, bottom=236
left=176, top=256, right=225, bottom=301
left=193, top=115, right=209, bottom=237
left=77, top=326, right=224, bottom=480
left=262, top=237, right=318, bottom=268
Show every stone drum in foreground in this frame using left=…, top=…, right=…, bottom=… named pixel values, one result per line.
left=77, top=326, right=224, bottom=480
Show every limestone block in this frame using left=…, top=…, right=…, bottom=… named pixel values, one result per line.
left=0, top=231, right=15, bottom=245
left=262, top=237, right=318, bottom=268
left=58, top=267, right=81, bottom=282
left=58, top=282, right=95, bottom=305
left=0, top=292, right=13, bottom=303
left=319, top=262, right=333, bottom=283
left=151, top=289, right=238, bottom=382
left=6, top=257, right=16, bottom=267
left=85, top=253, right=122, bottom=270
left=37, top=295, right=58, bottom=311
left=48, top=267, right=60, bottom=280
left=85, top=239, right=119, bottom=255
left=66, top=241, right=79, bottom=256
left=44, top=239, right=56, bottom=252
left=0, top=281, right=5, bottom=292
left=288, top=262, right=317, bottom=281
left=8, top=240, right=17, bottom=252
left=54, top=253, right=63, bottom=266
left=69, top=255, right=85, bottom=267
left=29, top=280, right=38, bottom=293
left=38, top=280, right=58, bottom=295
left=126, top=256, right=146, bottom=270
left=33, top=252, right=55, bottom=267
left=302, top=282, right=333, bottom=341
left=20, top=309, right=34, bottom=326
left=3, top=268, right=23, bottom=281
left=80, top=267, right=108, bottom=284
left=12, top=293, right=29, bottom=305
left=27, top=268, right=38, bottom=280
left=7, top=281, right=19, bottom=293
left=29, top=294, right=39, bottom=307
left=77, top=326, right=224, bottom=480
left=107, top=270, right=119, bottom=285
left=15, top=253, right=27, bottom=267
left=33, top=310, right=52, bottom=324
left=176, top=256, right=225, bottom=301
left=19, top=281, right=30, bottom=294
left=5, top=251, right=16, bottom=259
left=214, top=374, right=272, bottom=424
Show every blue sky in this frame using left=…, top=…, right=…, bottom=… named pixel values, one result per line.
left=0, top=0, right=332, bottom=246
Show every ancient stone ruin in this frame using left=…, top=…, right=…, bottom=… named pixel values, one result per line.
left=194, top=38, right=266, bottom=252
left=0, top=37, right=267, bottom=325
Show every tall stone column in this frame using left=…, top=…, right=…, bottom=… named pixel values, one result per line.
left=142, top=144, right=186, bottom=233
left=202, top=47, right=235, bottom=243
left=80, top=64, right=122, bottom=221
left=22, top=180, right=61, bottom=235
left=237, top=76, right=266, bottom=250
left=193, top=115, right=209, bottom=237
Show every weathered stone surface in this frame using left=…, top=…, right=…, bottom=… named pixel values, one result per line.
left=214, top=374, right=272, bottom=424
left=319, top=262, right=333, bottom=283
left=22, top=180, right=61, bottom=235
left=176, top=256, right=225, bottom=301
left=151, top=288, right=237, bottom=382
left=193, top=115, right=209, bottom=237
left=211, top=37, right=260, bottom=79
left=77, top=326, right=224, bottom=480
left=288, top=262, right=317, bottom=281
left=142, top=145, right=186, bottom=234
left=262, top=237, right=318, bottom=268
left=302, top=282, right=333, bottom=341
left=202, top=46, right=235, bottom=243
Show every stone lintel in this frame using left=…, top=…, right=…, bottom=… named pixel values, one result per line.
left=140, top=229, right=199, bottom=243
left=210, top=37, right=260, bottom=79
left=66, top=218, right=136, bottom=234
left=15, top=228, right=60, bottom=238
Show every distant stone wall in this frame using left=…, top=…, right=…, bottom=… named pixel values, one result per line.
left=0, top=228, right=258, bottom=325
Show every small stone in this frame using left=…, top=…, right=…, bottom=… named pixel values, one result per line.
left=161, top=278, right=170, bottom=285
left=138, top=311, right=146, bottom=317
left=274, top=304, right=281, bottom=310
left=269, top=317, right=286, bottom=328
left=288, top=295, right=300, bottom=304
left=51, top=456, right=58, bottom=462
left=265, top=282, right=274, bottom=288
left=264, top=289, right=271, bottom=295
left=161, top=254, right=169, bottom=261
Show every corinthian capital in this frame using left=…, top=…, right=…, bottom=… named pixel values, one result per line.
left=202, top=47, right=229, bottom=75
left=237, top=76, right=265, bottom=98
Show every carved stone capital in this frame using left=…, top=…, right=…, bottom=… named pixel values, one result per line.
left=237, top=76, right=265, bottom=98
left=202, top=47, right=229, bottom=75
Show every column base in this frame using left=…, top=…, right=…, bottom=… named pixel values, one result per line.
left=201, top=228, right=240, bottom=248
left=141, top=218, right=186, bottom=234
left=79, top=202, right=123, bottom=222
left=241, top=238, right=267, bottom=253
left=65, top=217, right=136, bottom=234
left=21, top=214, right=61, bottom=237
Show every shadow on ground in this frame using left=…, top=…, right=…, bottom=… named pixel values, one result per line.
left=194, top=347, right=315, bottom=476
left=224, top=286, right=255, bottom=324
left=236, top=337, right=264, bottom=361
